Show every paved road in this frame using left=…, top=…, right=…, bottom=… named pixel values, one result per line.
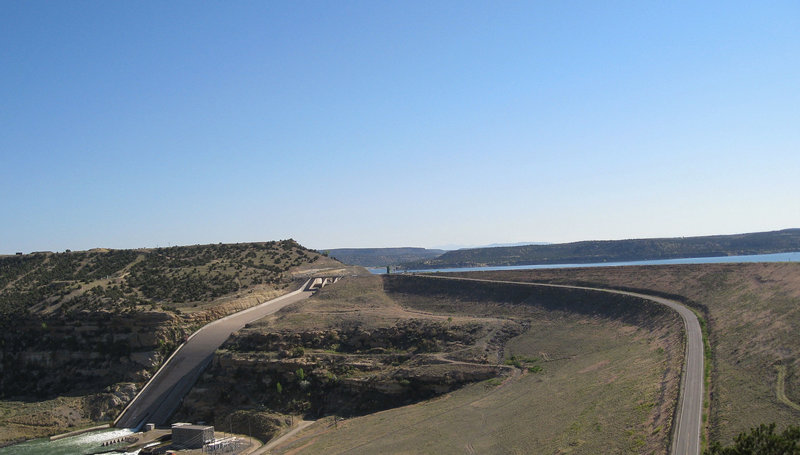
left=413, top=274, right=703, bottom=455
left=115, top=280, right=315, bottom=429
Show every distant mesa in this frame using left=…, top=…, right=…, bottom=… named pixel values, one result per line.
left=400, top=228, right=800, bottom=269
left=323, top=247, right=446, bottom=267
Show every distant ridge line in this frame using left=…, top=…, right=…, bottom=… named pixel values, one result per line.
left=401, top=229, right=800, bottom=269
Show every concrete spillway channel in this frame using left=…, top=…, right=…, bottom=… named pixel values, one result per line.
left=115, top=279, right=321, bottom=429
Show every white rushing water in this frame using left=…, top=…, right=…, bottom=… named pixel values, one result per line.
left=0, top=428, right=137, bottom=455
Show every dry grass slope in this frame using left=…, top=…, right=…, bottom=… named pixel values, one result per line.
left=454, top=262, right=800, bottom=444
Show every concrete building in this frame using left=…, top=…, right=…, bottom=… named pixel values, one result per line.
left=172, top=424, right=214, bottom=449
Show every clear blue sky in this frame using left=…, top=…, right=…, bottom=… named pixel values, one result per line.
left=2, top=1, right=799, bottom=253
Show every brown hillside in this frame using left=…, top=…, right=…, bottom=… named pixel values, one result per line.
left=453, top=262, right=800, bottom=444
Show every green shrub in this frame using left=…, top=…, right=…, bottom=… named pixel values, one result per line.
left=705, top=423, right=800, bottom=454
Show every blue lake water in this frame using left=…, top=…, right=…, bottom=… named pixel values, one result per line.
left=369, top=251, right=800, bottom=274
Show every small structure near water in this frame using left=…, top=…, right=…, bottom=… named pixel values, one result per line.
left=171, top=423, right=214, bottom=449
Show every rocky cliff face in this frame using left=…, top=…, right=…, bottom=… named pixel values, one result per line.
left=178, top=320, right=510, bottom=425
left=186, top=348, right=502, bottom=418
left=0, top=310, right=186, bottom=399
left=0, top=311, right=188, bottom=444
left=0, top=288, right=309, bottom=401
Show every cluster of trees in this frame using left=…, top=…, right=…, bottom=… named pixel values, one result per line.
left=705, top=423, right=800, bottom=454
left=0, top=250, right=139, bottom=320
left=0, top=240, right=319, bottom=318
left=124, top=240, right=314, bottom=303
left=0, top=250, right=137, bottom=289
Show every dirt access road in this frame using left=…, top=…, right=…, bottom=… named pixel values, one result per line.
left=414, top=274, right=703, bottom=455
left=115, top=280, right=315, bottom=429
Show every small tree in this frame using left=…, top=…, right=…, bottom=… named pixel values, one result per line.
left=276, top=382, right=283, bottom=394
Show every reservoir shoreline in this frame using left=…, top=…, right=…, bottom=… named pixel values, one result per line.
left=370, top=251, right=800, bottom=274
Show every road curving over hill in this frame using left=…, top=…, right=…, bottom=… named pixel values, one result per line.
left=114, top=279, right=317, bottom=429
left=413, top=274, right=704, bottom=455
